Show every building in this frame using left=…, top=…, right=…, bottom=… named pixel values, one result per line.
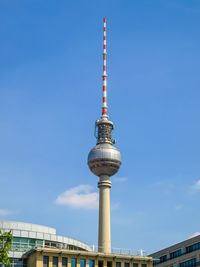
left=0, top=220, right=91, bottom=267
left=150, top=234, right=200, bottom=267
left=26, top=247, right=153, bottom=267
left=0, top=220, right=153, bottom=267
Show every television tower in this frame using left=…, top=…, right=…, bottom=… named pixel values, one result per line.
left=88, top=17, right=121, bottom=254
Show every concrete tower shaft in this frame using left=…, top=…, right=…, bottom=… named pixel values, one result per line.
left=98, top=175, right=112, bottom=253
left=87, top=17, right=121, bottom=254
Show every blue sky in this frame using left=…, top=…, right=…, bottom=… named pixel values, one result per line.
left=1, top=0, right=200, bottom=254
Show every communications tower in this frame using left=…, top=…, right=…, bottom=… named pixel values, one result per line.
left=88, top=18, right=122, bottom=254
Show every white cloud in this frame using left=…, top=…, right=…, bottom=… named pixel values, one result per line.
left=192, top=180, right=200, bottom=191
left=0, top=209, right=13, bottom=217
left=113, top=177, right=128, bottom=183
left=189, top=232, right=200, bottom=238
left=55, top=185, right=98, bottom=210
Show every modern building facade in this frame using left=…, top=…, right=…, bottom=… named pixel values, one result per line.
left=0, top=221, right=91, bottom=267
left=150, top=234, right=200, bottom=267
left=0, top=220, right=153, bottom=267
left=26, top=247, right=153, bottom=267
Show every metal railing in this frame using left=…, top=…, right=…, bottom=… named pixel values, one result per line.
left=9, top=242, right=148, bottom=256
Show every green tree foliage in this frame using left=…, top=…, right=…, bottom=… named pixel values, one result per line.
left=0, top=231, right=13, bottom=266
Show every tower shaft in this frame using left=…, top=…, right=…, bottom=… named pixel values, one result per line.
left=98, top=175, right=112, bottom=253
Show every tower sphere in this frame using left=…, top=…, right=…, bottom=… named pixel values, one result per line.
left=88, top=143, right=121, bottom=177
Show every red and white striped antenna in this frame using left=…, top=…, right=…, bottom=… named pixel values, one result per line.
left=102, top=17, right=108, bottom=119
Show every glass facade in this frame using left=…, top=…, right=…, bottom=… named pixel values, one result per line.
left=0, top=258, right=26, bottom=267
left=159, top=255, right=167, bottom=263
left=170, top=249, right=182, bottom=259
left=9, top=237, right=86, bottom=254
left=11, top=258, right=25, bottom=267
left=11, top=237, right=43, bottom=252
left=186, top=242, right=200, bottom=253
left=180, top=259, right=196, bottom=267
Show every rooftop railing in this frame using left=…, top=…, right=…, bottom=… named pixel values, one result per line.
left=91, top=246, right=147, bottom=256
left=9, top=242, right=148, bottom=257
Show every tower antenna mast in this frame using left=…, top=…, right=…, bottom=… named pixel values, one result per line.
left=102, top=17, right=108, bottom=118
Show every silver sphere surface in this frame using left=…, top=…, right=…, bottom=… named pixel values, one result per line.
left=88, top=143, right=121, bottom=177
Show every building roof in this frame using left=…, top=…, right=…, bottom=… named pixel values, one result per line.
left=0, top=220, right=91, bottom=252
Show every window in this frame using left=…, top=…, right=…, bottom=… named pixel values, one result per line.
left=11, top=258, right=24, bottom=267
left=116, top=262, right=121, bottom=267
left=53, top=257, right=58, bottom=267
left=45, top=241, right=51, bottom=247
left=160, top=255, right=167, bottom=263
left=43, top=256, right=49, bottom=267
left=133, top=264, right=138, bottom=267
left=11, top=237, right=34, bottom=252
left=170, top=249, right=182, bottom=259
left=71, top=259, right=77, bottom=267
left=51, top=242, right=57, bottom=248
left=142, top=264, right=147, bottom=267
left=89, top=260, right=95, bottom=267
left=80, top=259, right=86, bottom=267
left=180, top=258, right=196, bottom=267
left=36, top=239, right=43, bottom=247
left=107, top=262, right=112, bottom=267
left=125, top=263, right=130, bottom=267
left=62, top=258, right=68, bottom=267
left=186, top=242, right=200, bottom=253
left=98, top=261, right=104, bottom=267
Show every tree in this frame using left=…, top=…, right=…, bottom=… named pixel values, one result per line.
left=0, top=231, right=13, bottom=266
